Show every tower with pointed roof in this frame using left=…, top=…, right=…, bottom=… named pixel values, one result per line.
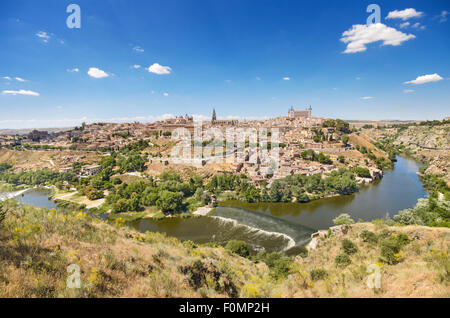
left=212, top=109, right=217, bottom=123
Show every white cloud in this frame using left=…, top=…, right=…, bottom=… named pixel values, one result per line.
left=403, top=89, right=415, bottom=93
left=147, top=63, right=172, bottom=75
left=256, top=77, right=261, bottom=81
left=340, top=23, right=415, bottom=53
left=404, top=73, right=443, bottom=85
left=355, top=77, right=361, bottom=80
left=163, top=92, right=169, bottom=97
left=36, top=31, right=50, bottom=43
left=361, top=96, right=374, bottom=100
left=87, top=67, right=109, bottom=79
left=412, top=22, right=426, bottom=30
left=133, top=46, right=144, bottom=53
left=2, top=89, right=39, bottom=96
left=132, top=65, right=141, bottom=69
left=386, top=8, right=424, bottom=21
left=399, top=22, right=410, bottom=28
left=225, top=79, right=232, bottom=83
left=437, top=10, right=448, bottom=22
left=67, top=68, right=79, bottom=73
left=283, top=77, right=291, bottom=81
left=3, top=76, right=28, bottom=82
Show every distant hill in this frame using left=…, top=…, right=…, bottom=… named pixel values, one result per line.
left=346, top=120, right=420, bottom=129
left=0, top=127, right=73, bottom=136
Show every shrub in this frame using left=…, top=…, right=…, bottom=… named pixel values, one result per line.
left=395, top=233, right=410, bottom=247
left=341, top=239, right=358, bottom=255
left=86, top=188, right=104, bottom=200
left=379, top=241, right=400, bottom=265
left=256, top=251, right=293, bottom=280
left=378, top=235, right=408, bottom=265
left=0, top=204, right=7, bottom=227
left=183, top=240, right=197, bottom=249
left=335, top=253, right=351, bottom=267
left=354, top=167, right=371, bottom=178
left=333, top=213, right=355, bottom=225
left=225, top=240, right=250, bottom=258
left=360, top=230, right=378, bottom=244
left=341, top=135, right=349, bottom=145
left=310, top=268, right=328, bottom=281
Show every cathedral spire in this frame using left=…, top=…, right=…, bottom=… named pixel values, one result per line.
left=212, top=108, right=217, bottom=123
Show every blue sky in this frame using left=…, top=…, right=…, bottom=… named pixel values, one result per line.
left=0, top=0, right=449, bottom=128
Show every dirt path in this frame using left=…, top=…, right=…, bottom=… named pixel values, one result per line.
left=192, top=206, right=213, bottom=216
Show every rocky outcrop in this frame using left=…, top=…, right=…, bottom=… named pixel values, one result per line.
left=306, top=225, right=351, bottom=251
left=369, top=168, right=383, bottom=180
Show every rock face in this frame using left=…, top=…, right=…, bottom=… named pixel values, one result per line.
left=369, top=168, right=383, bottom=180
left=355, top=177, right=372, bottom=184
left=209, top=195, right=217, bottom=208
left=306, top=225, right=351, bottom=251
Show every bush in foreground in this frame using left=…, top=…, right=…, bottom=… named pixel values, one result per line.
left=335, top=253, right=351, bottom=267
left=333, top=213, right=355, bottom=225
left=360, top=230, right=378, bottom=244
left=310, top=268, right=328, bottom=281
left=341, top=239, right=358, bottom=255
left=225, top=240, right=250, bottom=258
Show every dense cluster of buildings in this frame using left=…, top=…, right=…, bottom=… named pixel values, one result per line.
left=1, top=107, right=380, bottom=184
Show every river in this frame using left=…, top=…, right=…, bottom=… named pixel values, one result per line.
left=0, top=156, right=426, bottom=254
left=129, top=156, right=426, bottom=253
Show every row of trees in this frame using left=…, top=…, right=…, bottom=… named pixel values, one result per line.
left=206, top=168, right=359, bottom=204
left=0, top=168, right=77, bottom=186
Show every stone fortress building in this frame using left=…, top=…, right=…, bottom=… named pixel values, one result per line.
left=288, top=106, right=312, bottom=119
left=211, top=108, right=239, bottom=126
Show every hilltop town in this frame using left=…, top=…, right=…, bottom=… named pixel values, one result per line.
left=0, top=107, right=388, bottom=187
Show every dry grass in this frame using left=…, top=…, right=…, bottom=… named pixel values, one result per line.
left=348, top=133, right=387, bottom=158
left=0, top=201, right=448, bottom=298
left=278, top=223, right=449, bottom=298
left=0, top=149, right=102, bottom=171
left=0, top=201, right=268, bottom=298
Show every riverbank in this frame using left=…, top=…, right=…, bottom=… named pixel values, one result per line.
left=0, top=156, right=428, bottom=255
left=362, top=122, right=450, bottom=186
left=51, top=189, right=106, bottom=210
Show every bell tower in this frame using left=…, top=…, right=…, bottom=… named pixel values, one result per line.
left=212, top=108, right=217, bottom=123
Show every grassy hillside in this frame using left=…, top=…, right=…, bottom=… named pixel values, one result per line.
left=0, top=200, right=448, bottom=298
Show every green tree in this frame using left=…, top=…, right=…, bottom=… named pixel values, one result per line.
left=341, top=134, right=349, bottom=145
left=333, top=213, right=355, bottom=225
left=156, top=191, right=184, bottom=213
